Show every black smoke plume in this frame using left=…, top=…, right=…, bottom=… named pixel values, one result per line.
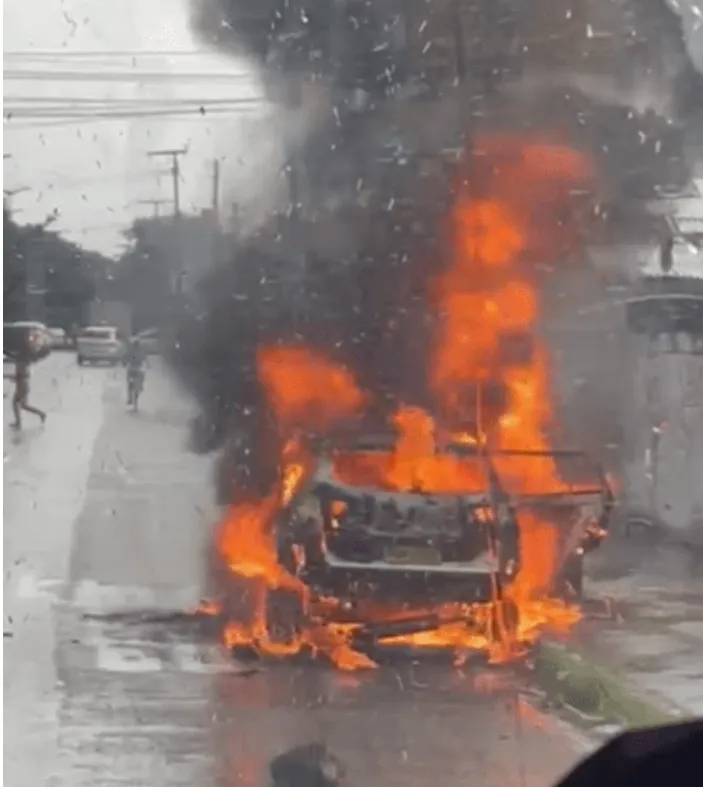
left=173, top=0, right=702, bottom=504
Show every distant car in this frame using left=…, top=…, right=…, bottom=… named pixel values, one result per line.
left=47, top=327, right=72, bottom=350
left=3, top=321, right=52, bottom=361
left=76, top=326, right=125, bottom=366
left=135, top=327, right=160, bottom=355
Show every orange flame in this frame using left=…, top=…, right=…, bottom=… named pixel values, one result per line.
left=432, top=135, right=594, bottom=631
left=331, top=404, right=489, bottom=494
left=214, top=347, right=374, bottom=668
left=257, top=345, right=367, bottom=435
left=208, top=135, right=597, bottom=670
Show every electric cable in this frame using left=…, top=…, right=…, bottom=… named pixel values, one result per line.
left=5, top=96, right=262, bottom=106
left=4, top=50, right=214, bottom=59
left=3, top=68, right=253, bottom=83
left=4, top=103, right=272, bottom=130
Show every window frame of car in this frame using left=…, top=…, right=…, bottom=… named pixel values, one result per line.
left=81, top=327, right=119, bottom=341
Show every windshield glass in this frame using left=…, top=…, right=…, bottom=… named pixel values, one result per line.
left=5, top=3, right=703, bottom=787
left=81, top=328, right=114, bottom=340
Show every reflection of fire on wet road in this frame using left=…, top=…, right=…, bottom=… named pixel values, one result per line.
left=203, top=134, right=602, bottom=669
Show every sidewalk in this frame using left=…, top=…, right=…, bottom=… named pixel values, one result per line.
left=532, top=540, right=703, bottom=731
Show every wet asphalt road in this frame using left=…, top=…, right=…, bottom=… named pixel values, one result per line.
left=4, top=355, right=587, bottom=787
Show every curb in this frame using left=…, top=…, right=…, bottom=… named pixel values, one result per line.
left=529, top=639, right=682, bottom=730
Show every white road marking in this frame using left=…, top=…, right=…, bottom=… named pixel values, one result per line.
left=168, top=642, right=234, bottom=674
left=76, top=634, right=235, bottom=675
left=63, top=581, right=235, bottom=674
left=95, top=641, right=164, bottom=673
left=69, top=579, right=201, bottom=614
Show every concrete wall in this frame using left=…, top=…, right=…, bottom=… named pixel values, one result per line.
left=542, top=264, right=703, bottom=544
left=624, top=333, right=703, bottom=542
left=541, top=269, right=632, bottom=474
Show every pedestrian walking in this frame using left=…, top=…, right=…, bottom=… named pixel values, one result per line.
left=4, top=358, right=46, bottom=429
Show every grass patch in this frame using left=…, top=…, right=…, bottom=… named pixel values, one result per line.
left=532, top=641, right=677, bottom=729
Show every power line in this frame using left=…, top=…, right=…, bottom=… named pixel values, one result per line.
left=3, top=69, right=253, bottom=83
left=136, top=198, right=170, bottom=217
left=5, top=95, right=263, bottom=106
left=4, top=103, right=269, bottom=129
left=38, top=170, right=170, bottom=192
left=5, top=103, right=264, bottom=118
left=4, top=50, right=214, bottom=59
left=72, top=221, right=134, bottom=233
left=4, top=98, right=265, bottom=118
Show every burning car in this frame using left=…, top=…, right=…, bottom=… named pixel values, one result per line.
left=263, top=427, right=614, bottom=656
left=196, top=128, right=611, bottom=668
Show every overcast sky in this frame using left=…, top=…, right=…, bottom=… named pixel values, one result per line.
left=670, top=0, right=703, bottom=68
left=3, top=0, right=274, bottom=257
left=3, top=0, right=702, bottom=258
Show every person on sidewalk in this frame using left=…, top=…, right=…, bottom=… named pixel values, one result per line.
left=4, top=358, right=47, bottom=429
left=123, top=336, right=148, bottom=406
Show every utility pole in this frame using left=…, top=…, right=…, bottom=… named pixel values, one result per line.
left=137, top=198, right=169, bottom=218
left=452, top=0, right=467, bottom=85
left=147, top=148, right=187, bottom=217
left=147, top=148, right=187, bottom=296
left=210, top=158, right=222, bottom=273
left=211, top=158, right=220, bottom=221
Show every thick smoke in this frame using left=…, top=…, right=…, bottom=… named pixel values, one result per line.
left=173, top=0, right=703, bottom=503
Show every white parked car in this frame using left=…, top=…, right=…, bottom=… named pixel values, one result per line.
left=76, top=326, right=125, bottom=366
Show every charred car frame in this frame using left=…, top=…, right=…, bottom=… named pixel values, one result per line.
left=275, top=437, right=614, bottom=641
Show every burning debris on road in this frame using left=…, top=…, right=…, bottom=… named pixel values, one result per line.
left=184, top=135, right=615, bottom=670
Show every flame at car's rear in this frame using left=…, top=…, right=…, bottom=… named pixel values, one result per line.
left=431, top=135, right=595, bottom=635
left=204, top=134, right=607, bottom=669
